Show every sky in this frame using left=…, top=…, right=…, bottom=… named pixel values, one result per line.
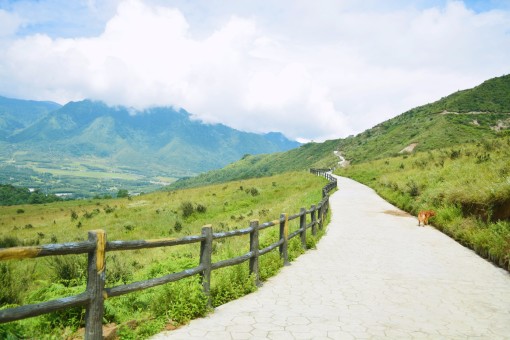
left=0, top=0, right=509, bottom=142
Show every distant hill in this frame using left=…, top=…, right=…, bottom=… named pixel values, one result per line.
left=0, top=98, right=300, bottom=196
left=171, top=74, right=510, bottom=189
left=0, top=96, right=61, bottom=139
left=4, top=99, right=299, bottom=174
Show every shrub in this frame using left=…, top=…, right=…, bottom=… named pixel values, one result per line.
left=151, top=276, right=208, bottom=324
left=0, top=263, right=21, bottom=304
left=0, top=235, right=22, bottom=248
left=211, top=264, right=256, bottom=307
left=16, top=209, right=24, bottom=214
left=196, top=204, right=207, bottom=213
left=450, top=149, right=461, bottom=160
left=106, top=254, right=133, bottom=285
left=117, top=189, right=129, bottom=198
left=27, top=283, right=86, bottom=330
left=406, top=180, right=420, bottom=197
left=181, top=201, right=194, bottom=218
left=48, top=255, right=87, bottom=287
left=174, top=221, right=183, bottom=233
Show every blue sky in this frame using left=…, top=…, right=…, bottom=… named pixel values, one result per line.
left=0, top=0, right=509, bottom=141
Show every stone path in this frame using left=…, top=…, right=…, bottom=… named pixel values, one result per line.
left=152, top=176, right=510, bottom=339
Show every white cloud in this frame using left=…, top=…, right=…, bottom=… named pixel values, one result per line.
left=0, top=9, right=22, bottom=37
left=0, top=0, right=509, bottom=141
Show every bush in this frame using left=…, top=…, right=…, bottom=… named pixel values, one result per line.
left=196, top=204, right=207, bottom=213
left=181, top=201, right=194, bottom=218
left=151, top=276, right=208, bottom=324
left=174, top=221, right=183, bottom=233
left=117, top=189, right=129, bottom=198
left=0, top=235, right=22, bottom=248
left=211, top=264, right=257, bottom=307
left=48, top=255, right=87, bottom=287
left=406, top=180, right=420, bottom=197
left=0, top=263, right=21, bottom=304
left=27, top=283, right=86, bottom=330
left=106, top=254, right=133, bottom=285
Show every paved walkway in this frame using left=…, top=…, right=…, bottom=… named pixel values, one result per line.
left=152, top=176, right=510, bottom=339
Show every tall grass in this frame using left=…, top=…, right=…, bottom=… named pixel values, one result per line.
left=0, top=171, right=329, bottom=338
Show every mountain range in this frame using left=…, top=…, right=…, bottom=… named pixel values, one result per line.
left=2, top=74, right=509, bottom=196
left=0, top=97, right=299, bottom=196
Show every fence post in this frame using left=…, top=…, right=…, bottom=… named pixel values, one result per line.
left=299, top=208, right=307, bottom=249
left=200, top=225, right=213, bottom=307
left=85, top=229, right=106, bottom=340
left=279, top=213, right=289, bottom=266
left=249, top=220, right=261, bottom=287
left=318, top=204, right=324, bottom=230
left=311, top=205, right=317, bottom=236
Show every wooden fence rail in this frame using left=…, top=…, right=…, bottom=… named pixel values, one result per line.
left=0, top=170, right=337, bottom=339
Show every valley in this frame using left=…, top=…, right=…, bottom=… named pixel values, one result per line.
left=0, top=98, right=299, bottom=197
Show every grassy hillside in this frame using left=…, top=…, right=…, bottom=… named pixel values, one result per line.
left=170, top=139, right=339, bottom=189
left=337, top=74, right=510, bottom=163
left=1, top=171, right=329, bottom=339
left=336, top=136, right=510, bottom=271
left=170, top=75, right=510, bottom=190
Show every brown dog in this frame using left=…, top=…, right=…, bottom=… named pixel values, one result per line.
left=418, top=210, right=435, bottom=226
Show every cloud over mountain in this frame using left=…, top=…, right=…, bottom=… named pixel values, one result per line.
left=0, top=0, right=509, bottom=141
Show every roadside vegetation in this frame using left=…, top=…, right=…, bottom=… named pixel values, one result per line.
left=336, top=136, right=510, bottom=271
left=0, top=184, right=63, bottom=205
left=0, top=171, right=329, bottom=339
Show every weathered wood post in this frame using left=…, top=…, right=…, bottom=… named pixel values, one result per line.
left=85, top=230, right=106, bottom=340
left=299, top=208, right=307, bottom=249
left=318, top=203, right=324, bottom=230
left=199, top=225, right=213, bottom=307
left=310, top=205, right=317, bottom=236
left=279, top=213, right=290, bottom=266
left=249, top=220, right=261, bottom=287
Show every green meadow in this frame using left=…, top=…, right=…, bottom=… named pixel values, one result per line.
left=1, top=171, right=329, bottom=339
left=336, top=136, right=510, bottom=271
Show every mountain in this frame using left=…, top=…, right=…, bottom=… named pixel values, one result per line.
left=0, top=96, right=61, bottom=139
left=336, top=74, right=510, bottom=163
left=0, top=98, right=300, bottom=196
left=170, top=74, right=510, bottom=189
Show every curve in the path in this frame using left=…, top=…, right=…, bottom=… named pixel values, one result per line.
left=152, top=176, right=510, bottom=340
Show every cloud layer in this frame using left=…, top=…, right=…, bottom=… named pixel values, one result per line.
left=0, top=0, right=509, bottom=141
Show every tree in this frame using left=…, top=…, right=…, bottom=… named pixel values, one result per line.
left=117, top=189, right=129, bottom=198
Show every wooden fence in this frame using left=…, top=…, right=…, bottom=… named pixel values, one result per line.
left=0, top=170, right=337, bottom=339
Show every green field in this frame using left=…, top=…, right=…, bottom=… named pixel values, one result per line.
left=1, top=171, right=329, bottom=339
left=0, top=156, right=175, bottom=198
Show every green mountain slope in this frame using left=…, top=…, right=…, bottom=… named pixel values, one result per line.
left=171, top=74, right=510, bottom=189
left=0, top=98, right=300, bottom=196
left=0, top=96, right=61, bottom=139
left=338, top=74, right=510, bottom=163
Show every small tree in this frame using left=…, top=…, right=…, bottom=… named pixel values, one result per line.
left=117, top=189, right=129, bottom=198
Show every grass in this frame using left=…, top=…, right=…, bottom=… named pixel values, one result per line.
left=0, top=171, right=330, bottom=338
left=336, top=136, right=510, bottom=271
